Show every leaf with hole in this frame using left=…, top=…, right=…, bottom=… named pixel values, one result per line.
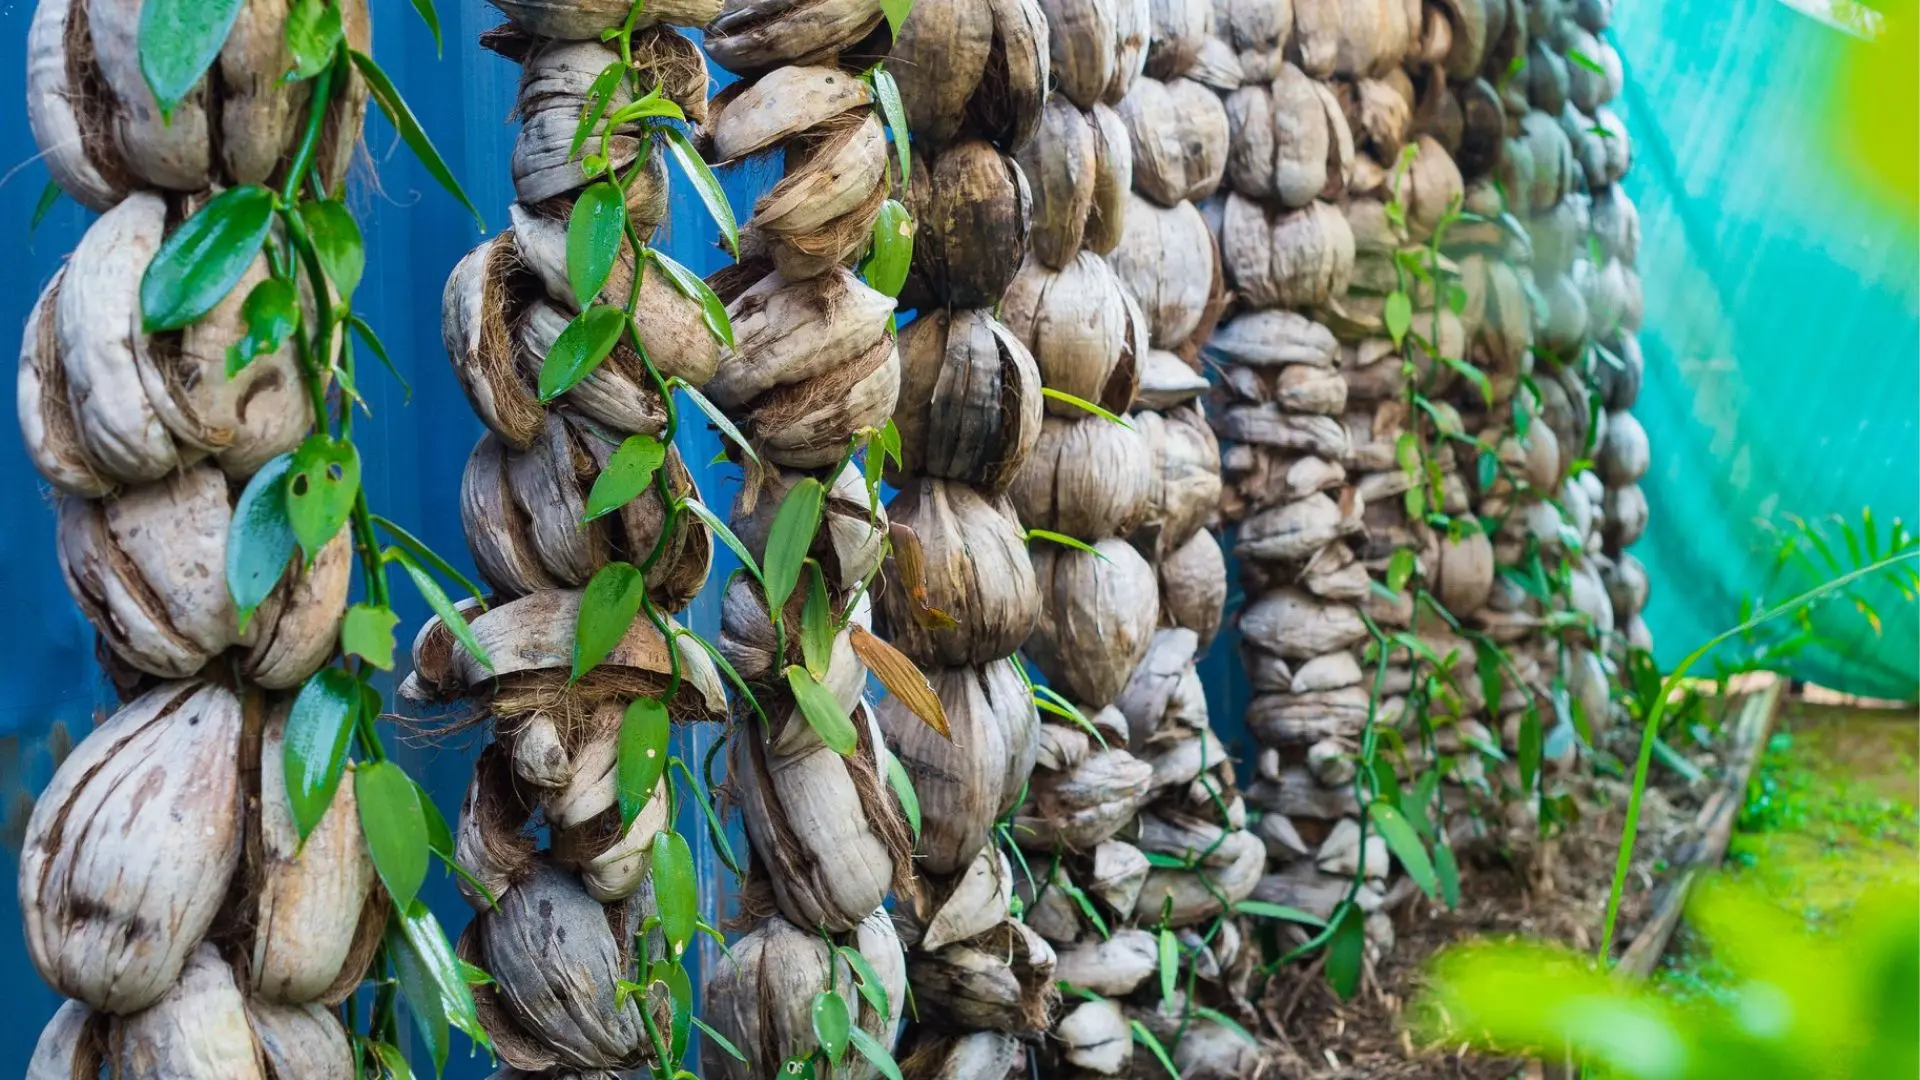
left=584, top=435, right=667, bottom=523
left=282, top=667, right=360, bottom=842
left=141, top=184, right=274, bottom=332
left=539, top=304, right=628, bottom=401
left=285, top=435, right=360, bottom=563
left=567, top=181, right=626, bottom=308
left=350, top=50, right=482, bottom=229
left=617, top=697, right=670, bottom=831
left=571, top=60, right=626, bottom=162
left=283, top=0, right=342, bottom=81
left=850, top=625, right=948, bottom=737
left=356, top=759, right=429, bottom=910
left=572, top=561, right=647, bottom=681
left=659, top=125, right=739, bottom=258
left=228, top=454, right=297, bottom=632
left=648, top=248, right=735, bottom=348
left=837, top=945, right=891, bottom=1022
left=788, top=666, right=857, bottom=755
left=1369, top=802, right=1439, bottom=898
left=138, top=0, right=244, bottom=120
left=861, top=200, right=913, bottom=299
left=812, top=991, right=851, bottom=1066
left=653, top=831, right=697, bottom=956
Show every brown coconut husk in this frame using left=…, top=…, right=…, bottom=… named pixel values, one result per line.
left=1000, top=251, right=1141, bottom=416
left=891, top=308, right=1045, bottom=494
left=877, top=479, right=1041, bottom=667
left=1008, top=413, right=1152, bottom=540
left=1119, top=76, right=1230, bottom=206
left=706, top=0, right=886, bottom=75
left=1042, top=0, right=1119, bottom=110
left=1014, top=97, right=1098, bottom=270
left=1026, top=539, right=1160, bottom=708
left=1107, top=194, right=1215, bottom=348
left=904, top=139, right=1033, bottom=307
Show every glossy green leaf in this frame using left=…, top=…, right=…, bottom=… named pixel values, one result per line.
left=848, top=1028, right=902, bottom=1080
left=283, top=0, right=342, bottom=81
left=584, top=435, right=667, bottom=523
left=836, top=945, right=891, bottom=1022
left=608, top=90, right=686, bottom=127
left=1040, top=386, right=1132, bottom=427
left=30, top=181, right=62, bottom=236
left=1565, top=47, right=1605, bottom=73
left=349, top=50, right=482, bottom=230
left=672, top=757, right=745, bottom=875
left=570, top=60, right=627, bottom=162
left=1158, top=927, right=1179, bottom=1001
left=693, top=1015, right=748, bottom=1063
left=788, top=666, right=857, bottom=755
left=368, top=1041, right=415, bottom=1080
left=659, top=126, right=739, bottom=258
left=390, top=547, right=494, bottom=672
left=409, top=0, right=443, bottom=54
left=861, top=200, right=913, bottom=298
left=1325, top=905, right=1366, bottom=1001
left=1443, top=355, right=1494, bottom=407
left=341, top=602, right=400, bottom=670
left=140, top=184, right=274, bottom=332
left=227, top=453, right=297, bottom=632
left=357, top=759, right=429, bottom=910
left=883, top=747, right=921, bottom=840
left=225, top=277, right=299, bottom=378
left=616, top=697, right=670, bottom=831
left=1369, top=802, right=1439, bottom=898
left=1384, top=290, right=1413, bottom=347
left=572, top=561, right=647, bottom=681
left=664, top=957, right=694, bottom=1062
left=567, top=181, right=626, bottom=308
left=1131, top=1020, right=1179, bottom=1080
left=813, top=991, right=851, bottom=1066
left=653, top=831, right=697, bottom=956
left=391, top=898, right=491, bottom=1065
left=1028, top=529, right=1105, bottom=558
left=647, top=248, right=735, bottom=348
left=1386, top=547, right=1416, bottom=593
left=416, top=777, right=453, bottom=859
left=879, top=0, right=913, bottom=39
left=1435, top=840, right=1462, bottom=908
left=1475, top=639, right=1504, bottom=727
left=681, top=499, right=763, bottom=582
left=349, top=314, right=412, bottom=399
left=801, top=563, right=834, bottom=678
left=539, top=304, right=628, bottom=402
left=298, top=200, right=365, bottom=304
left=138, top=0, right=244, bottom=120
left=764, top=478, right=826, bottom=615
left=374, top=515, right=484, bottom=605
left=676, top=381, right=761, bottom=466
left=285, top=435, right=360, bottom=563
left=870, top=67, right=910, bottom=185
left=283, top=667, right=360, bottom=841
left=1232, top=896, right=1327, bottom=924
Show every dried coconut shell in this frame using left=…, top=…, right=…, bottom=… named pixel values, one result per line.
left=1219, top=193, right=1355, bottom=310
left=1015, top=97, right=1098, bottom=269
left=887, top=0, right=1048, bottom=151
left=1137, top=348, right=1209, bottom=410
left=707, top=268, right=897, bottom=410
left=1145, top=0, right=1215, bottom=78
left=1015, top=747, right=1155, bottom=850
left=1598, top=408, right=1648, bottom=486
left=1605, top=551, right=1649, bottom=618
left=906, top=139, right=1033, bottom=307
left=707, top=65, right=871, bottom=163
left=1133, top=405, right=1222, bottom=556
left=719, top=578, right=871, bottom=721
left=1224, top=64, right=1352, bottom=208
left=707, top=0, right=885, bottom=74
left=247, top=1000, right=356, bottom=1080
left=21, top=680, right=242, bottom=1014
left=892, top=308, right=1044, bottom=494
left=1130, top=827, right=1263, bottom=925
left=112, top=946, right=261, bottom=1080
left=488, top=0, right=721, bottom=39
left=18, top=271, right=111, bottom=497
left=878, top=479, right=1040, bottom=667
left=1027, top=539, right=1160, bottom=708
left=1158, top=527, right=1227, bottom=647
left=1084, top=103, right=1135, bottom=254
left=1120, top=77, right=1230, bottom=205
left=1605, top=482, right=1647, bottom=551
left=1008, top=413, right=1151, bottom=539
left=1043, top=0, right=1120, bottom=109
left=1001, top=251, right=1142, bottom=416
left=26, top=0, right=132, bottom=211
left=1106, top=0, right=1152, bottom=102
left=1107, top=195, right=1216, bottom=349
left=86, top=0, right=211, bottom=191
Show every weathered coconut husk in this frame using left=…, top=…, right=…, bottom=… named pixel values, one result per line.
left=1107, top=195, right=1215, bottom=349
left=1105, top=0, right=1151, bottom=102
left=1219, top=193, right=1355, bottom=310
left=1144, top=0, right=1214, bottom=78
left=895, top=1030, right=1024, bottom=1080
left=167, top=258, right=314, bottom=477
left=753, top=175, right=892, bottom=281
left=878, top=660, right=1037, bottom=874
left=1240, top=588, right=1368, bottom=666
left=1235, top=488, right=1361, bottom=565
left=707, top=268, right=897, bottom=409
left=900, top=846, right=1016, bottom=951
left=1605, top=551, right=1649, bottom=618
left=1015, top=97, right=1098, bottom=269
left=1059, top=998, right=1132, bottom=1073
left=1119, top=76, right=1230, bottom=205
left=1133, top=405, right=1222, bottom=556
left=1114, top=627, right=1198, bottom=744
left=1026, top=540, right=1160, bottom=708
left=878, top=479, right=1040, bottom=667
left=26, top=1000, right=105, bottom=1080
left=905, top=139, right=1033, bottom=307
left=1433, top=529, right=1496, bottom=614
left=489, top=0, right=721, bottom=39
left=1042, top=0, right=1120, bottom=109
left=706, top=64, right=871, bottom=163
left=1207, top=309, right=1339, bottom=369
left=906, top=919, right=1058, bottom=1036
left=1158, top=527, right=1227, bottom=648
left=443, top=233, right=555, bottom=449
left=26, top=0, right=131, bottom=211
left=246, top=999, right=357, bottom=1080
left=1224, top=64, right=1352, bottom=207
left=707, top=0, right=885, bottom=73
left=87, top=0, right=211, bottom=190
left=19, top=270, right=112, bottom=497
left=1597, top=408, right=1648, bottom=487
left=886, top=0, right=1048, bottom=151
left=1008, top=414, right=1152, bottom=539
left=111, top=946, right=261, bottom=1080
left=892, top=309, right=1044, bottom=494
left=1083, top=103, right=1135, bottom=256
left=734, top=701, right=914, bottom=932
left=1137, top=349, right=1210, bottom=410
left=21, top=680, right=242, bottom=1015
left=1015, top=746, right=1156, bottom=850
left=719, top=578, right=871, bottom=720
left=1130, top=827, right=1263, bottom=925
left=1001, top=252, right=1141, bottom=415
left=511, top=41, right=647, bottom=202
left=1591, top=185, right=1640, bottom=266
left=1605, top=482, right=1647, bottom=551
left=731, top=463, right=888, bottom=590
left=703, top=910, right=906, bottom=1080
left=1050, top=928, right=1157, bottom=995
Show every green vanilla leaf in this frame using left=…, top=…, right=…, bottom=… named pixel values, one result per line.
left=138, top=0, right=245, bottom=121
left=788, top=666, right=858, bottom=755
left=416, top=776, right=453, bottom=858
left=1325, top=905, right=1366, bottom=1000
left=282, top=667, right=360, bottom=841
left=570, top=61, right=626, bottom=162
left=369, top=1042, right=415, bottom=1080
left=861, top=200, right=913, bottom=298
left=350, top=314, right=412, bottom=399
left=848, top=1028, right=903, bottom=1080
left=616, top=697, right=670, bottom=831
left=374, top=515, right=485, bottom=605
left=349, top=50, right=482, bottom=230
left=1232, top=899, right=1328, bottom=926
left=1435, top=840, right=1462, bottom=908
left=1386, top=547, right=1417, bottom=593
left=389, top=547, right=494, bottom=671
left=764, top=478, right=826, bottom=614
left=227, top=454, right=298, bottom=633
left=664, top=957, right=694, bottom=1062
left=647, top=248, right=735, bottom=347
left=681, top=498, right=764, bottom=582
left=584, top=434, right=667, bottom=523
left=837, top=946, right=892, bottom=1022
left=1370, top=801, right=1439, bottom=898
left=572, top=561, right=647, bottom=681
left=676, top=380, right=761, bottom=466
left=658, top=125, right=739, bottom=258
left=870, top=67, right=911, bottom=185
left=283, top=0, right=343, bottom=81
left=653, top=831, right=698, bottom=956
left=801, top=563, right=834, bottom=678
left=879, top=0, right=914, bottom=40
left=392, top=897, right=491, bottom=1062
left=409, top=0, right=443, bottom=54
left=567, top=181, right=626, bottom=308
left=285, top=435, right=360, bottom=564
left=672, top=756, right=745, bottom=875
left=30, top=181, right=63, bottom=237
left=693, top=1016, right=748, bottom=1063
left=539, top=304, right=628, bottom=401
left=141, top=184, right=274, bottom=332
left=356, top=759, right=429, bottom=910
left=1041, top=386, right=1132, bottom=427
left=1191, top=1006, right=1259, bottom=1046
left=1518, top=705, right=1542, bottom=792
left=383, top=925, right=450, bottom=1077
left=341, top=602, right=400, bottom=670
left=226, top=277, right=300, bottom=378
left=1158, top=927, right=1179, bottom=1001
left=1028, top=529, right=1106, bottom=558
left=298, top=199, right=365, bottom=299
left=812, top=991, right=851, bottom=1067
left=883, top=747, right=921, bottom=840
left=1384, top=290, right=1413, bottom=347
left=1131, top=1021, right=1179, bottom=1080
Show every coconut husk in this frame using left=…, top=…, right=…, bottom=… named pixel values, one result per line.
left=892, top=309, right=1045, bottom=495
left=706, top=64, right=872, bottom=163
left=708, top=268, right=897, bottom=408
left=733, top=463, right=888, bottom=591
left=1106, top=0, right=1151, bottom=102
left=1059, top=998, right=1131, bottom=1074
left=1132, top=405, right=1222, bottom=556
left=898, top=845, right=1016, bottom=952
left=26, top=0, right=135, bottom=211
left=707, top=0, right=885, bottom=74
left=719, top=579, right=872, bottom=720
left=905, top=139, right=1033, bottom=307
left=895, top=1030, right=1024, bottom=1080
left=509, top=180, right=684, bottom=314
left=1014, top=747, right=1156, bottom=851
left=1051, top=928, right=1157, bottom=995
left=1224, top=64, right=1352, bottom=208
left=489, top=0, right=722, bottom=39
left=1207, top=309, right=1339, bottom=369
left=1001, top=252, right=1141, bottom=416
left=1130, top=827, right=1263, bottom=925
left=1591, top=186, right=1640, bottom=266
left=1604, top=482, right=1647, bottom=552
left=745, top=333, right=902, bottom=468
left=1107, top=194, right=1215, bottom=349
left=443, top=233, right=553, bottom=449
left=108, top=946, right=260, bottom=1079
left=1026, top=540, right=1160, bottom=708
left=1014, top=97, right=1098, bottom=269
left=1082, top=103, right=1135, bottom=256
left=1119, top=76, right=1229, bottom=205
left=242, top=527, right=353, bottom=692
left=1008, top=414, right=1151, bottom=540
left=513, top=40, right=647, bottom=203
left=84, top=0, right=214, bottom=191
left=1143, top=0, right=1214, bottom=79
left=1114, top=627, right=1199, bottom=746
left=887, top=0, right=1048, bottom=151
left=1235, top=487, right=1362, bottom=566
left=1158, top=527, right=1227, bottom=648
left=245, top=1000, right=356, bottom=1080
left=1597, top=408, right=1648, bottom=487
left=1219, top=193, right=1355, bottom=310
left=1042, top=0, right=1119, bottom=109
left=18, top=270, right=112, bottom=496
left=1137, top=349, right=1209, bottom=411
left=1605, top=551, right=1649, bottom=618
left=907, top=920, right=1058, bottom=1037
left=21, top=680, right=242, bottom=1015
left=878, top=480, right=1040, bottom=667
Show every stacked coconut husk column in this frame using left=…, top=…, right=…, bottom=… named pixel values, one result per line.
left=690, top=5, right=930, bottom=1078
left=411, top=7, right=745, bottom=1075
left=18, top=2, right=381, bottom=1075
